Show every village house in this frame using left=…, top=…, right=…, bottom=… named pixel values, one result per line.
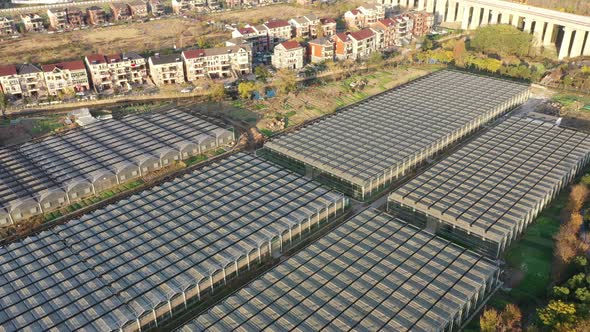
left=47, top=8, right=68, bottom=30
left=21, top=14, right=45, bottom=33
left=84, top=54, right=111, bottom=91
left=87, top=6, right=107, bottom=25
left=319, top=17, right=337, bottom=37
left=272, top=40, right=304, bottom=70
left=42, top=60, right=90, bottom=96
left=288, top=14, right=319, bottom=39
left=231, top=25, right=269, bottom=53
left=263, top=20, right=292, bottom=48
left=334, top=29, right=377, bottom=61
left=171, top=0, right=208, bottom=14
left=148, top=54, right=184, bottom=86
left=128, top=1, right=149, bottom=19
left=15, top=64, right=48, bottom=99
left=391, top=14, right=414, bottom=44
left=370, top=25, right=385, bottom=51
left=344, top=4, right=385, bottom=29
left=372, top=17, right=398, bottom=49
left=307, top=37, right=334, bottom=63
left=110, top=2, right=132, bottom=21
left=408, top=11, right=433, bottom=37
left=148, top=0, right=165, bottom=16
left=121, top=52, right=148, bottom=84
left=0, top=17, right=16, bottom=36
left=0, top=65, right=22, bottom=98
left=66, top=8, right=86, bottom=28
left=182, top=45, right=252, bottom=81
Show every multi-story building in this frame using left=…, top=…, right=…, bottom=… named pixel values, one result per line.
left=307, top=37, right=334, bottom=63
left=272, top=40, right=304, bottom=70
left=128, top=1, right=149, bottom=19
left=110, top=2, right=132, bottom=21
left=148, top=0, right=165, bottom=16
left=0, top=65, right=22, bottom=98
left=231, top=25, right=269, bottom=53
left=47, top=8, right=68, bottom=30
left=182, top=45, right=251, bottom=81
left=372, top=17, right=398, bottom=49
left=84, top=54, right=111, bottom=91
left=0, top=16, right=16, bottom=36
left=121, top=52, right=148, bottom=84
left=20, top=14, right=45, bottom=33
left=15, top=64, right=47, bottom=99
left=148, top=54, right=184, bottom=85
left=66, top=8, right=86, bottom=28
left=370, top=25, right=385, bottom=50
left=408, top=11, right=433, bottom=37
left=87, top=6, right=107, bottom=25
left=319, top=17, right=336, bottom=37
left=263, top=20, right=292, bottom=48
left=344, top=4, right=385, bottom=29
left=42, top=60, right=90, bottom=96
left=171, top=0, right=208, bottom=14
left=334, top=29, right=377, bottom=61
left=391, top=13, right=414, bottom=43
left=288, top=13, right=319, bottom=39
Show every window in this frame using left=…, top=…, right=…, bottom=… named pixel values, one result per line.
left=143, top=167, right=149, bottom=173
left=84, top=188, right=91, bottom=194
left=0, top=218, right=7, bottom=224
left=44, top=202, right=51, bottom=209
left=132, top=170, right=138, bottom=176
left=58, top=197, right=65, bottom=204
left=153, top=163, right=159, bottom=168
left=29, top=207, right=38, bottom=214
left=14, top=212, right=22, bottom=219
left=71, top=192, right=78, bottom=199
left=120, top=175, right=126, bottom=181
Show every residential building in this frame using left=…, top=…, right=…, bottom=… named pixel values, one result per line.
left=370, top=25, right=385, bottom=50
left=231, top=25, right=269, bottom=53
left=148, top=54, right=184, bottom=85
left=171, top=0, right=208, bottom=14
left=319, top=17, right=336, bottom=37
left=148, top=0, right=165, bottom=16
left=391, top=13, right=414, bottom=43
left=408, top=11, right=433, bottom=37
left=110, top=2, right=132, bottom=21
left=208, top=0, right=221, bottom=10
left=182, top=45, right=251, bottom=81
left=272, top=40, right=304, bottom=70
left=263, top=20, right=292, bottom=48
left=372, top=17, right=398, bottom=49
left=66, top=8, right=86, bottom=28
left=0, top=65, right=22, bottom=98
left=87, top=6, right=107, bottom=25
left=121, top=52, right=148, bottom=84
left=0, top=16, right=16, bottom=36
left=333, top=29, right=377, bottom=61
left=41, top=60, right=90, bottom=96
left=16, top=64, right=47, bottom=99
left=47, top=8, right=68, bottom=30
left=307, top=37, right=334, bottom=63
left=344, top=4, right=385, bottom=29
left=84, top=54, right=110, bottom=91
left=105, top=54, right=131, bottom=90
left=21, top=14, right=45, bottom=33
left=128, top=1, right=149, bottom=19
left=288, top=13, right=319, bottom=39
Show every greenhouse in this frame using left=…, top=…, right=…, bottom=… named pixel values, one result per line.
left=182, top=209, right=499, bottom=332
left=388, top=117, right=590, bottom=258
left=262, top=70, right=530, bottom=199
left=0, top=153, right=347, bottom=332
left=0, top=109, right=234, bottom=225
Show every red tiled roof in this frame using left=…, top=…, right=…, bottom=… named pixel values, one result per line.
left=320, top=17, right=336, bottom=24
left=238, top=27, right=255, bottom=34
left=0, top=65, right=17, bottom=77
left=42, top=60, right=86, bottom=72
left=349, top=9, right=360, bottom=15
left=350, top=29, right=374, bottom=41
left=334, top=32, right=350, bottom=42
left=279, top=40, right=301, bottom=50
left=182, top=49, right=206, bottom=59
left=86, top=54, right=106, bottom=64
left=378, top=18, right=396, bottom=27
left=264, top=20, right=289, bottom=29
left=106, top=54, right=121, bottom=62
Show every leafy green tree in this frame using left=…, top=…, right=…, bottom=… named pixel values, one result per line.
left=209, top=83, right=225, bottom=101
left=537, top=300, right=577, bottom=328
left=575, top=287, right=590, bottom=302
left=237, top=81, right=257, bottom=99
left=471, top=25, right=533, bottom=57
left=567, top=273, right=587, bottom=289
left=553, top=286, right=571, bottom=300
left=274, top=69, right=297, bottom=95
left=254, top=66, right=270, bottom=82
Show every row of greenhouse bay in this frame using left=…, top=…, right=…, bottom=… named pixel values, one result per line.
left=3, top=70, right=590, bottom=332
